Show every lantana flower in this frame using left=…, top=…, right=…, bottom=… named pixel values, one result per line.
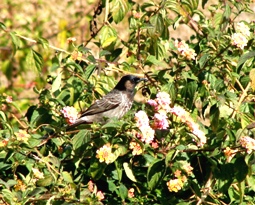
left=174, top=40, right=197, bottom=60
left=135, top=110, right=150, bottom=127
left=138, top=125, right=155, bottom=144
left=15, top=130, right=30, bottom=143
left=148, top=91, right=171, bottom=113
left=239, top=136, right=255, bottom=154
left=6, top=96, right=13, bottom=103
left=236, top=22, right=250, bottom=37
left=96, top=191, right=105, bottom=201
left=0, top=139, right=9, bottom=147
left=170, top=106, right=206, bottom=146
left=129, top=141, right=143, bottom=155
left=128, top=188, right=135, bottom=198
left=152, top=112, right=169, bottom=129
left=166, top=178, right=184, bottom=192
left=96, top=143, right=115, bottom=164
left=135, top=110, right=155, bottom=144
left=231, top=33, right=248, bottom=49
left=60, top=106, right=79, bottom=125
left=231, top=22, right=250, bottom=50
left=88, top=180, right=94, bottom=192
left=32, top=168, right=44, bottom=179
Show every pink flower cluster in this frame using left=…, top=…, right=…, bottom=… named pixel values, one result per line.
left=147, top=92, right=171, bottom=130
left=231, top=22, right=250, bottom=50
left=147, top=92, right=171, bottom=113
left=87, top=180, right=105, bottom=201
left=174, top=40, right=197, bottom=60
left=135, top=111, right=155, bottom=144
left=239, top=136, right=255, bottom=154
left=170, top=106, right=206, bottom=146
left=60, top=106, right=79, bottom=125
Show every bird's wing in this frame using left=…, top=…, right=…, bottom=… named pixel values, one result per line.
left=80, top=90, right=122, bottom=117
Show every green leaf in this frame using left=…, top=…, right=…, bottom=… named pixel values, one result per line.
left=26, top=49, right=43, bottom=73
left=62, top=171, right=74, bottom=183
left=99, top=50, right=111, bottom=57
left=0, top=111, right=7, bottom=122
left=119, top=183, right=128, bottom=200
left=147, top=159, right=165, bottom=190
left=123, top=162, right=137, bottom=182
left=210, top=104, right=220, bottom=132
left=37, top=37, right=49, bottom=49
left=199, top=53, right=210, bottom=69
left=89, top=159, right=107, bottom=180
left=2, top=189, right=15, bottom=204
left=102, top=119, right=123, bottom=129
left=36, top=175, right=54, bottom=187
left=145, top=55, right=168, bottom=67
left=0, top=22, right=6, bottom=30
left=28, top=187, right=47, bottom=197
left=85, top=64, right=96, bottom=80
left=52, top=73, right=62, bottom=93
left=111, top=0, right=130, bottom=23
left=99, top=26, right=117, bottom=48
left=26, top=106, right=52, bottom=128
left=235, top=157, right=248, bottom=182
left=237, top=51, right=255, bottom=70
left=9, top=31, right=21, bottom=55
left=148, top=13, right=168, bottom=39
left=72, top=130, right=91, bottom=151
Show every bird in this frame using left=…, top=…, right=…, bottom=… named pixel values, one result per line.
left=66, top=74, right=147, bottom=130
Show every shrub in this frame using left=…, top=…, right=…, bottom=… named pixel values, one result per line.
left=1, top=0, right=255, bottom=204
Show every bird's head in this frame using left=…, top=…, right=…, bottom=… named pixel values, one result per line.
left=114, top=75, right=148, bottom=92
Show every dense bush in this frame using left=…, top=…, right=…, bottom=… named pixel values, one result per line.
left=1, top=0, right=255, bottom=204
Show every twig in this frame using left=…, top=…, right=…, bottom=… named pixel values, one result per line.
left=231, top=81, right=251, bottom=118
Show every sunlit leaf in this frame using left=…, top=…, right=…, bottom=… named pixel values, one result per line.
left=237, top=51, right=255, bottom=70
left=26, top=49, right=43, bottom=73
left=52, top=73, right=62, bottom=93
left=72, top=130, right=91, bottom=151
left=62, top=171, right=73, bottom=183
left=111, top=0, right=130, bottom=23
left=123, top=162, right=137, bottom=182
left=249, top=69, right=255, bottom=91
left=9, top=31, right=21, bottom=55
left=36, top=175, right=54, bottom=187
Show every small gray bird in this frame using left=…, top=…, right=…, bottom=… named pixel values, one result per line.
left=66, top=75, right=147, bottom=130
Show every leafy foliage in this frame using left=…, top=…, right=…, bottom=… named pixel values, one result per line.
left=1, top=0, right=255, bottom=204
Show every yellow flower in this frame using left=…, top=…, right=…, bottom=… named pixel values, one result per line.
left=14, top=180, right=26, bottom=191
left=129, top=141, right=143, bottom=155
left=166, top=178, right=184, bottom=192
left=96, top=144, right=115, bottom=164
left=0, top=139, right=9, bottom=147
left=15, top=130, right=30, bottom=143
left=223, top=147, right=238, bottom=162
left=174, top=40, right=197, bottom=60
left=71, top=50, right=83, bottom=61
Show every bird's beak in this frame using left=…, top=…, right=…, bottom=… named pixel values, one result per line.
left=138, top=78, right=148, bottom=82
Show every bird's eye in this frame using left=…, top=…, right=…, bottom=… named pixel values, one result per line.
left=134, top=77, right=140, bottom=82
